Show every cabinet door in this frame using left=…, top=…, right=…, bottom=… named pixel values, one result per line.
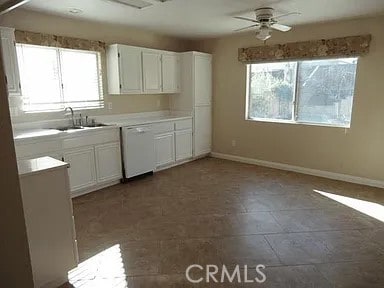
left=63, top=147, right=97, bottom=192
left=194, top=55, right=212, bottom=106
left=95, top=142, right=122, bottom=183
left=155, top=132, right=175, bottom=167
left=119, top=46, right=143, bottom=94
left=175, top=129, right=193, bottom=161
left=0, top=28, right=21, bottom=95
left=162, top=54, right=180, bottom=93
left=194, top=105, right=212, bottom=157
left=143, top=52, right=162, bottom=93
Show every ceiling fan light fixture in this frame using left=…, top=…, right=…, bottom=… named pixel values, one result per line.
left=256, top=26, right=271, bottom=41
left=69, top=8, right=83, bottom=14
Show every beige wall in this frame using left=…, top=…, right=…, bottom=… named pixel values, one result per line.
left=0, top=48, right=34, bottom=286
left=0, top=9, right=192, bottom=122
left=1, top=9, right=383, bottom=182
left=195, top=16, right=384, bottom=182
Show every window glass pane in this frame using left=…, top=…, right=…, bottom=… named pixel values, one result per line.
left=248, top=62, right=296, bottom=121
left=17, top=45, right=62, bottom=111
left=16, top=44, right=103, bottom=112
left=60, top=50, right=103, bottom=109
left=297, top=58, right=357, bottom=126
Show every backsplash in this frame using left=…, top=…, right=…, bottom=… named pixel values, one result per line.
left=10, top=93, right=171, bottom=124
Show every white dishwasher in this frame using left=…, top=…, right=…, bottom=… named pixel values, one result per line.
left=121, top=125, right=155, bottom=179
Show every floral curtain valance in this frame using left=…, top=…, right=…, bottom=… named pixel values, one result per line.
left=238, top=35, right=372, bottom=63
left=15, top=30, right=106, bottom=53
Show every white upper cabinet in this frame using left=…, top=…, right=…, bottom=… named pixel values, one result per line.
left=194, top=54, right=212, bottom=106
left=107, top=45, right=143, bottom=94
left=0, top=27, right=21, bottom=96
left=107, top=44, right=180, bottom=95
left=142, top=51, right=162, bottom=93
left=162, top=53, right=180, bottom=93
left=119, top=46, right=143, bottom=94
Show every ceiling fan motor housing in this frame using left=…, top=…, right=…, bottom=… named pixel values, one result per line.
left=255, top=7, right=274, bottom=23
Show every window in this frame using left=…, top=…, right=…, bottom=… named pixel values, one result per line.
left=247, top=58, right=358, bottom=127
left=16, top=44, right=103, bottom=112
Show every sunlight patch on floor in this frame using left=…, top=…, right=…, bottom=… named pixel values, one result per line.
left=314, top=190, right=384, bottom=222
left=68, top=244, right=128, bottom=288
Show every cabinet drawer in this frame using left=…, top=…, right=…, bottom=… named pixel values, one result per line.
left=153, top=122, right=175, bottom=134
left=62, top=129, right=120, bottom=150
left=175, top=119, right=193, bottom=130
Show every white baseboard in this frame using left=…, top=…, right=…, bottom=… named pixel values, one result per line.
left=211, top=152, right=384, bottom=189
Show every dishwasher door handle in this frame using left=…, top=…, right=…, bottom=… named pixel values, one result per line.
left=127, top=127, right=152, bottom=134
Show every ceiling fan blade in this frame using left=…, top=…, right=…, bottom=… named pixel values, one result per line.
left=234, top=24, right=260, bottom=32
left=271, top=23, right=292, bottom=32
left=234, top=16, right=259, bottom=23
left=273, top=11, right=301, bottom=20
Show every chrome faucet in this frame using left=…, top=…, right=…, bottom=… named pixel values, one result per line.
left=64, top=107, right=75, bottom=127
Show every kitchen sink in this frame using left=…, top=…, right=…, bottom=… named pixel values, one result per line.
left=55, top=126, right=84, bottom=131
left=83, top=123, right=110, bottom=128
left=53, top=123, right=110, bottom=131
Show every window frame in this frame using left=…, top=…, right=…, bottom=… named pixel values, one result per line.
left=16, top=43, right=104, bottom=114
left=245, top=57, right=358, bottom=128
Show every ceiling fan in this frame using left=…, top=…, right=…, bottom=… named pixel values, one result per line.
left=234, top=7, right=300, bottom=41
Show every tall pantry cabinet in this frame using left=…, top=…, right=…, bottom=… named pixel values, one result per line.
left=171, top=52, right=212, bottom=157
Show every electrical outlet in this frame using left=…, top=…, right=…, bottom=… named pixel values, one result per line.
left=232, top=140, right=237, bottom=147
left=108, top=102, right=113, bottom=110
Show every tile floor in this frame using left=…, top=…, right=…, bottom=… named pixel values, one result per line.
left=62, top=157, right=384, bottom=287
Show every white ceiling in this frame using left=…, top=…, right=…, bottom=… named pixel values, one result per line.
left=23, top=0, right=384, bottom=38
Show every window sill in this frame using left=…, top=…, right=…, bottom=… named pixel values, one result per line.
left=245, top=117, right=350, bottom=129
left=23, top=106, right=104, bottom=114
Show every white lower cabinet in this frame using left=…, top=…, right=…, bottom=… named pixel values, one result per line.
left=63, top=147, right=97, bottom=193
left=175, top=130, right=193, bottom=161
left=154, top=119, right=193, bottom=169
left=155, top=132, right=175, bottom=167
left=15, top=128, right=123, bottom=197
left=95, top=143, right=122, bottom=183
left=194, top=105, right=212, bottom=156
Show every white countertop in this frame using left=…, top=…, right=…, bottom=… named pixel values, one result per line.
left=103, top=115, right=192, bottom=127
left=13, top=125, right=119, bottom=143
left=13, top=113, right=192, bottom=143
left=13, top=129, right=63, bottom=140
left=18, top=156, right=69, bottom=177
